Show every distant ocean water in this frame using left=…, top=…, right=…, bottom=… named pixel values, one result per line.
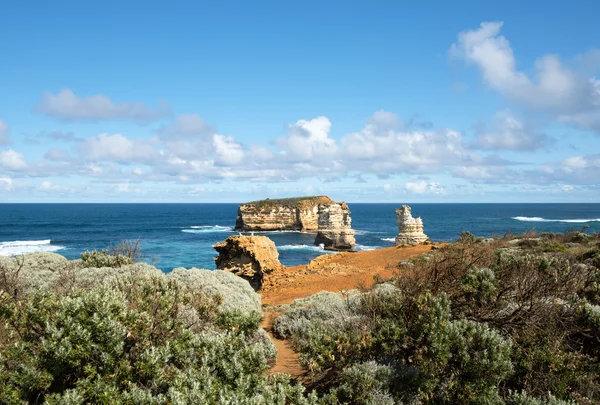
left=1, top=203, right=600, bottom=271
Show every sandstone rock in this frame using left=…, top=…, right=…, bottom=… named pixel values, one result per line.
left=235, top=196, right=335, bottom=231
left=314, top=202, right=356, bottom=251
left=213, top=235, right=283, bottom=290
left=395, top=205, right=429, bottom=246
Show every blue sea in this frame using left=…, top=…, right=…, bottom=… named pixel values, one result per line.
left=1, top=203, right=600, bottom=271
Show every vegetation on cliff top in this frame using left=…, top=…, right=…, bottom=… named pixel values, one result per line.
left=242, top=196, right=334, bottom=210
left=1, top=231, right=600, bottom=404
left=274, top=230, right=600, bottom=404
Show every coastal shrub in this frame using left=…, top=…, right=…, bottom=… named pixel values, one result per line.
left=272, top=291, right=355, bottom=339
left=80, top=249, right=133, bottom=268
left=0, top=274, right=310, bottom=404
left=169, top=267, right=262, bottom=315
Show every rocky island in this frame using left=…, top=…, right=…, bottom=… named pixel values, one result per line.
left=395, top=204, right=429, bottom=246
left=235, top=196, right=335, bottom=231
left=313, top=202, right=356, bottom=250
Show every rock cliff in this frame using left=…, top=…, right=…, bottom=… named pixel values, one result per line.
left=395, top=205, right=429, bottom=246
left=314, top=202, right=356, bottom=251
left=213, top=235, right=283, bottom=290
left=235, top=196, right=334, bottom=231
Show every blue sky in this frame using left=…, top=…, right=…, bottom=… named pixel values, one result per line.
left=1, top=0, right=599, bottom=202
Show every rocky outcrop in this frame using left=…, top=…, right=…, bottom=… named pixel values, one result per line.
left=395, top=205, right=429, bottom=246
left=213, top=235, right=283, bottom=290
left=314, top=202, right=356, bottom=251
left=235, top=196, right=334, bottom=232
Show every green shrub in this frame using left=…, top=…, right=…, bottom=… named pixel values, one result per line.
left=80, top=249, right=133, bottom=268
left=0, top=275, right=309, bottom=404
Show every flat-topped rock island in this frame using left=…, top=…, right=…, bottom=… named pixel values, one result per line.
left=234, top=196, right=335, bottom=232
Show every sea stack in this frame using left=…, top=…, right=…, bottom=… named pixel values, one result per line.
left=213, top=235, right=283, bottom=290
left=235, top=196, right=334, bottom=232
left=314, top=202, right=356, bottom=251
left=395, top=205, right=429, bottom=246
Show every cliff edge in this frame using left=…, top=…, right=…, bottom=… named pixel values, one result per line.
left=235, top=196, right=334, bottom=231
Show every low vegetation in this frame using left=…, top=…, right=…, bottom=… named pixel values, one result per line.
left=274, top=230, right=600, bottom=404
left=1, top=231, right=599, bottom=404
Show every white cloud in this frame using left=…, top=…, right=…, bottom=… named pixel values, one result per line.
left=39, top=181, right=71, bottom=192
left=0, top=176, right=13, bottom=190
left=562, top=185, right=574, bottom=192
left=0, top=121, right=9, bottom=146
left=404, top=180, right=445, bottom=194
left=0, top=149, right=27, bottom=170
left=452, top=22, right=600, bottom=133
left=276, top=116, right=337, bottom=161
left=37, top=89, right=170, bottom=123
left=213, top=134, right=244, bottom=166
left=77, top=133, right=159, bottom=164
left=475, top=110, right=549, bottom=151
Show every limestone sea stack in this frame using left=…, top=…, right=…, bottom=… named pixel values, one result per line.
left=235, top=196, right=335, bottom=232
left=314, top=202, right=356, bottom=251
left=395, top=205, right=429, bottom=246
left=213, top=235, right=283, bottom=290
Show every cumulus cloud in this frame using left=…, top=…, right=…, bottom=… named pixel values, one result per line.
left=213, top=134, right=244, bottom=166
left=452, top=22, right=600, bottom=133
left=0, top=121, right=9, bottom=146
left=275, top=116, right=337, bottom=161
left=404, top=180, right=445, bottom=194
left=475, top=110, right=549, bottom=150
left=341, top=111, right=487, bottom=175
left=0, top=149, right=27, bottom=170
left=0, top=176, right=13, bottom=190
left=37, top=89, right=171, bottom=123
left=77, top=133, right=159, bottom=164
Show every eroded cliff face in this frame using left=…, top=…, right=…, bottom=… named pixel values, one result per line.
left=235, top=196, right=334, bottom=231
left=314, top=202, right=356, bottom=251
left=395, top=205, right=429, bottom=246
left=213, top=235, right=283, bottom=290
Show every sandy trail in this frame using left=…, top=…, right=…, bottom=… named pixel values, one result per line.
left=259, top=244, right=435, bottom=376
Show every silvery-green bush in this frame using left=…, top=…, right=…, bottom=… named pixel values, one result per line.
left=0, top=272, right=313, bottom=404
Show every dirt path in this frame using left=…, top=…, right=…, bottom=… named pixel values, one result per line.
left=259, top=244, right=435, bottom=376
left=261, top=311, right=304, bottom=377
left=261, top=244, right=434, bottom=306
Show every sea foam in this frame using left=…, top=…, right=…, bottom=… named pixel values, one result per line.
left=182, top=225, right=234, bottom=234
left=0, top=240, right=65, bottom=256
left=512, top=216, right=600, bottom=223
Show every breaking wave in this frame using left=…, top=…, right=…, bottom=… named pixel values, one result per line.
left=278, top=244, right=331, bottom=253
left=182, top=225, right=234, bottom=234
left=0, top=240, right=66, bottom=256
left=381, top=237, right=396, bottom=243
left=512, top=216, right=600, bottom=223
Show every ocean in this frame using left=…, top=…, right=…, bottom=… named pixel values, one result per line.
left=1, top=203, right=600, bottom=271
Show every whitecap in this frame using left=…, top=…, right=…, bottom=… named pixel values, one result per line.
left=0, top=240, right=66, bottom=256
left=278, top=244, right=329, bottom=253
left=512, top=216, right=600, bottom=223
left=381, top=237, right=396, bottom=243
left=355, top=244, right=378, bottom=251
left=182, top=225, right=234, bottom=234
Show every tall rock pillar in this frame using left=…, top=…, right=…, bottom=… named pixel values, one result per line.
left=314, top=202, right=356, bottom=251
left=395, top=205, right=429, bottom=246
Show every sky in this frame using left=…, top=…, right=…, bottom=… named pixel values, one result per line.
left=1, top=0, right=599, bottom=203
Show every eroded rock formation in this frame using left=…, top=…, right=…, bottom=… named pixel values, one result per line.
left=395, top=205, right=429, bottom=246
left=314, top=202, right=356, bottom=251
left=213, top=235, right=283, bottom=290
left=235, top=196, right=334, bottom=231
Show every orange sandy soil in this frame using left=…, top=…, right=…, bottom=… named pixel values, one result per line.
left=259, top=243, right=437, bottom=377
